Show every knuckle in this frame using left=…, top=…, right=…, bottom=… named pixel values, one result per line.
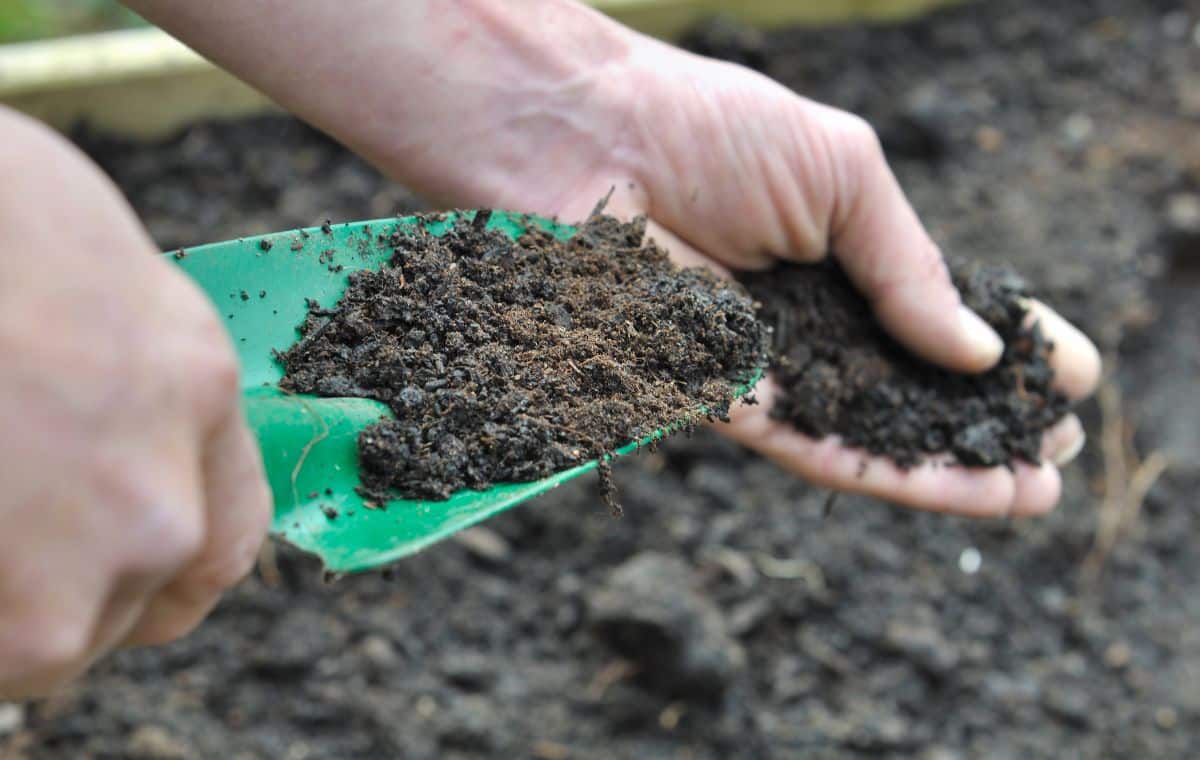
left=0, top=109, right=71, bottom=179
left=30, top=624, right=89, bottom=671
left=191, top=298, right=233, bottom=346
left=818, top=110, right=886, bottom=222
left=168, top=565, right=246, bottom=614
left=196, top=566, right=247, bottom=598
left=163, top=515, right=266, bottom=603
left=911, top=241, right=955, bottom=292
left=188, top=331, right=242, bottom=418
left=139, top=502, right=206, bottom=572
left=97, top=469, right=207, bottom=576
left=833, top=112, right=884, bottom=163
left=875, top=241, right=954, bottom=307
left=138, top=281, right=241, bottom=424
left=132, top=616, right=201, bottom=649
left=1, top=615, right=89, bottom=677
left=192, top=538, right=261, bottom=595
left=248, top=477, right=274, bottom=533
left=203, top=347, right=242, bottom=403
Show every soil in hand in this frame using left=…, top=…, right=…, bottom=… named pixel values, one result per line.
left=739, top=258, right=1070, bottom=468
left=280, top=210, right=768, bottom=500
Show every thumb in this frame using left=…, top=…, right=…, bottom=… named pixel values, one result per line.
left=825, top=113, right=1003, bottom=373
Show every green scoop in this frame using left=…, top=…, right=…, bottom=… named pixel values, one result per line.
left=169, top=210, right=758, bottom=573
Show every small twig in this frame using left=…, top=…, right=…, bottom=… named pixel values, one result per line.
left=822, top=490, right=840, bottom=518
left=291, top=397, right=331, bottom=509
left=257, top=541, right=282, bottom=589
left=471, top=208, right=493, bottom=231
left=597, top=457, right=621, bottom=518
left=1088, top=374, right=1127, bottom=574
left=1082, top=358, right=1170, bottom=582
left=1123, top=452, right=1170, bottom=538
left=290, top=280, right=398, bottom=357
left=586, top=659, right=639, bottom=700
left=587, top=186, right=616, bottom=220
left=289, top=314, right=337, bottom=356
left=260, top=393, right=335, bottom=588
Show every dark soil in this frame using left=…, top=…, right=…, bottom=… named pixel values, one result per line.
left=8, top=2, right=1199, bottom=759
left=279, top=212, right=766, bottom=500
left=740, top=259, right=1069, bottom=467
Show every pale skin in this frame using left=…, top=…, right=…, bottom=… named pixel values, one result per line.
left=0, top=0, right=1100, bottom=698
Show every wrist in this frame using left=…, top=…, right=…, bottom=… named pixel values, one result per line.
left=378, top=0, right=647, bottom=207
left=124, top=0, right=653, bottom=213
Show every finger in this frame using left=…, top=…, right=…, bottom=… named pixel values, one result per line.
left=88, top=581, right=154, bottom=661
left=1040, top=414, right=1086, bottom=467
left=1009, top=460, right=1062, bottom=517
left=0, top=451, right=205, bottom=697
left=826, top=116, right=1003, bottom=373
left=543, top=179, right=648, bottom=224
left=94, top=450, right=209, bottom=651
left=493, top=175, right=747, bottom=275
left=0, top=625, right=85, bottom=700
left=123, top=407, right=271, bottom=647
left=724, top=377, right=1022, bottom=517
left=1022, top=299, right=1102, bottom=401
left=0, top=582, right=108, bottom=699
left=645, top=219, right=731, bottom=274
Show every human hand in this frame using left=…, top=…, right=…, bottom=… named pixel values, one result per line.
left=129, top=0, right=1099, bottom=515
left=428, top=30, right=1100, bottom=516
left=0, top=109, right=271, bottom=699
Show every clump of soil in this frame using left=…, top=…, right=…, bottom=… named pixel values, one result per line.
left=280, top=210, right=768, bottom=500
left=739, top=259, right=1070, bottom=468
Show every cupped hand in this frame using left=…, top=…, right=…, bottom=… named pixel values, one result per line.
left=0, top=108, right=271, bottom=699
left=444, top=34, right=1101, bottom=516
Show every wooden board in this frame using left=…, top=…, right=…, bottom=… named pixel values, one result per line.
left=0, top=0, right=960, bottom=138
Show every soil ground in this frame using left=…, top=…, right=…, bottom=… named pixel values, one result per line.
left=4, top=1, right=1199, bottom=758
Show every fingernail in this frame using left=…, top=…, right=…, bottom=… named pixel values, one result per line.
left=957, top=305, right=1004, bottom=366
left=1054, top=430, right=1086, bottom=467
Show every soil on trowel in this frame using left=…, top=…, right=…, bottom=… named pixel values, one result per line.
left=739, top=259, right=1071, bottom=468
left=280, top=209, right=768, bottom=500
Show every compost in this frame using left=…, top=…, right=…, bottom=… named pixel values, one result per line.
left=279, top=210, right=768, bottom=500
left=740, top=259, right=1069, bottom=468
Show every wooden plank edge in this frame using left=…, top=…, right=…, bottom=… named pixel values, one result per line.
left=0, top=0, right=961, bottom=139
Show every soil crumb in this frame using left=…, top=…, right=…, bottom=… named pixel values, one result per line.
left=280, top=211, right=768, bottom=500
left=738, top=259, right=1070, bottom=469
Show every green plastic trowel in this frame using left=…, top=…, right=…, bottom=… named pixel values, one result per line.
left=169, top=210, right=758, bottom=574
